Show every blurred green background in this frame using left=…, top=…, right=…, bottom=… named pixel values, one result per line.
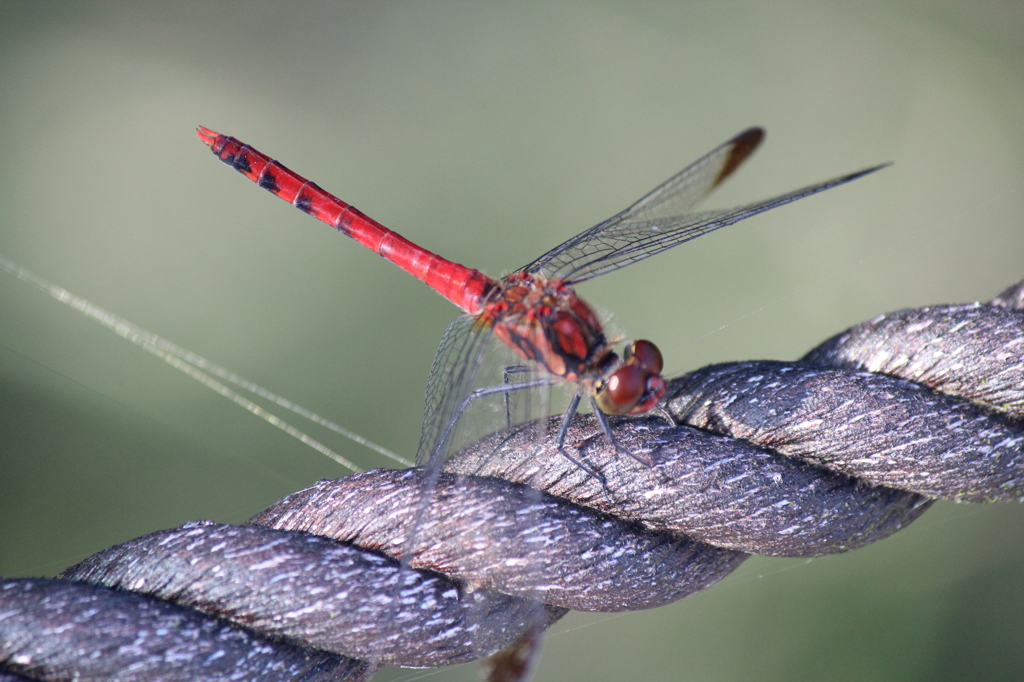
left=2, top=2, right=1023, bottom=680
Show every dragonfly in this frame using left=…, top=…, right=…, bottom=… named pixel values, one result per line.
left=198, top=126, right=885, bottom=479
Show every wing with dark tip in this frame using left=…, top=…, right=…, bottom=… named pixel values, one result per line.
left=521, top=128, right=765, bottom=277
left=625, top=126, right=765, bottom=222
left=552, top=164, right=889, bottom=284
left=523, top=128, right=887, bottom=284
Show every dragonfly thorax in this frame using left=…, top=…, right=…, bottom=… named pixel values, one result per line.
left=487, top=272, right=611, bottom=381
left=487, top=273, right=666, bottom=416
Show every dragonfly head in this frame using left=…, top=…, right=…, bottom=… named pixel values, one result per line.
left=593, top=340, right=666, bottom=416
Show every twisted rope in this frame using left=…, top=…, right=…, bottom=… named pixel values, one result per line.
left=3, top=280, right=1024, bottom=681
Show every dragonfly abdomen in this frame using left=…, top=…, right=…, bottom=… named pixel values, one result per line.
left=198, top=127, right=492, bottom=314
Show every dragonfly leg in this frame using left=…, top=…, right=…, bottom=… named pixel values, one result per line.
left=428, top=375, right=557, bottom=466
left=590, top=396, right=654, bottom=468
left=553, top=391, right=609, bottom=490
left=652, top=404, right=677, bottom=428
left=502, top=365, right=533, bottom=428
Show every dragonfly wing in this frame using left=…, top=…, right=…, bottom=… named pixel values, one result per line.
left=623, top=126, right=765, bottom=222
left=540, top=164, right=888, bottom=284
left=522, top=128, right=764, bottom=277
left=415, top=315, right=494, bottom=468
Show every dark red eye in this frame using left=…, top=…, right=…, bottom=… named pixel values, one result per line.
left=594, top=364, right=645, bottom=415
left=629, top=375, right=667, bottom=414
left=625, top=340, right=663, bottom=374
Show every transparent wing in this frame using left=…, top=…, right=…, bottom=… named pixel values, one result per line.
left=622, top=126, right=765, bottom=222
left=532, top=164, right=888, bottom=284
left=522, top=127, right=764, bottom=277
left=414, top=315, right=495, bottom=468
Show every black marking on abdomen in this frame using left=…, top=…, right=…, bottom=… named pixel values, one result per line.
left=335, top=208, right=352, bottom=235
left=295, top=193, right=313, bottom=214
left=258, top=169, right=279, bottom=193
left=335, top=205, right=364, bottom=236
left=231, top=153, right=252, bottom=174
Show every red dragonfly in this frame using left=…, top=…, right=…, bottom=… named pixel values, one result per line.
left=198, top=126, right=884, bottom=479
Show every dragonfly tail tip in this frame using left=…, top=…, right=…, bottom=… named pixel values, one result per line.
left=196, top=126, right=220, bottom=147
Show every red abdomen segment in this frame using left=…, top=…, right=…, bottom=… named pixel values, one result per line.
left=197, top=127, right=492, bottom=314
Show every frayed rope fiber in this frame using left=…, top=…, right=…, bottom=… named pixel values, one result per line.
left=3, top=280, right=1024, bottom=681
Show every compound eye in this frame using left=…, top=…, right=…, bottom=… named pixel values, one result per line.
left=625, top=340, right=663, bottom=375
left=629, top=375, right=667, bottom=414
left=594, top=364, right=645, bottom=415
